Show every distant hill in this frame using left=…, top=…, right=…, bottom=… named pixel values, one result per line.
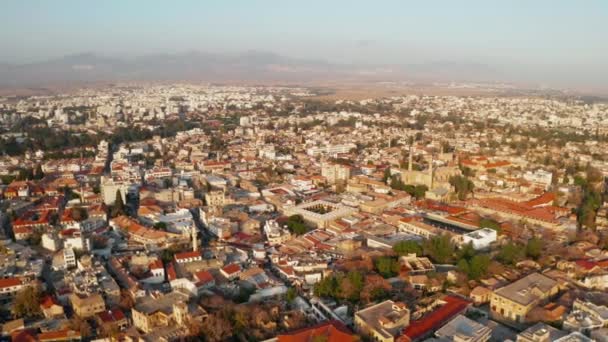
left=0, top=51, right=507, bottom=87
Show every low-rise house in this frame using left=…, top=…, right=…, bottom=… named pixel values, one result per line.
left=401, top=295, right=470, bottom=342
left=400, top=254, right=435, bottom=275
left=563, top=299, right=608, bottom=335
left=490, top=272, right=559, bottom=324
left=461, top=228, right=497, bottom=250
left=355, top=300, right=410, bottom=342
left=174, top=251, right=202, bottom=264
left=96, top=308, right=129, bottom=335
left=193, top=270, right=215, bottom=290
left=70, top=293, right=106, bottom=318
left=40, top=296, right=65, bottom=318
left=132, top=292, right=206, bottom=334
left=276, top=320, right=357, bottom=342
left=0, top=277, right=25, bottom=302
left=221, top=263, right=242, bottom=280
left=470, top=286, right=492, bottom=306
left=516, top=322, right=567, bottom=342
left=434, top=314, right=491, bottom=342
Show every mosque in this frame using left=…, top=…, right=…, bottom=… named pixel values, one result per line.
left=397, top=144, right=462, bottom=197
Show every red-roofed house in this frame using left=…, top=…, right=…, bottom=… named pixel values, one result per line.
left=194, top=270, right=215, bottom=289
left=40, top=296, right=64, bottom=318
left=398, top=296, right=470, bottom=342
left=220, top=263, right=242, bottom=280
left=174, top=251, right=202, bottom=264
left=166, top=262, right=177, bottom=282
left=0, top=277, right=24, bottom=298
left=37, top=329, right=82, bottom=342
left=96, top=308, right=128, bottom=334
left=277, top=320, right=356, bottom=342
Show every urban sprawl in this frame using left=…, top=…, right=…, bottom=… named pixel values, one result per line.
left=1, top=84, right=608, bottom=342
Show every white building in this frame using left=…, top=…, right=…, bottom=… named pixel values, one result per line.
left=523, top=169, right=553, bottom=190
left=64, top=248, right=77, bottom=269
left=461, top=228, right=497, bottom=250
left=159, top=208, right=194, bottom=235
left=307, top=143, right=357, bottom=157
left=100, top=176, right=130, bottom=205
left=263, top=220, right=292, bottom=245
left=41, top=233, right=62, bottom=252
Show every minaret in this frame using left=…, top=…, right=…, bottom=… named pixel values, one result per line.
left=192, top=225, right=198, bottom=252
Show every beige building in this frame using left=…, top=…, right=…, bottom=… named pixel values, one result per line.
left=70, top=293, right=106, bottom=318
left=398, top=147, right=460, bottom=191
left=355, top=300, right=410, bottom=342
left=205, top=190, right=225, bottom=207
left=131, top=292, right=207, bottom=334
left=490, top=273, right=559, bottom=324
left=100, top=176, right=129, bottom=205
left=321, top=162, right=351, bottom=185
left=284, top=200, right=357, bottom=229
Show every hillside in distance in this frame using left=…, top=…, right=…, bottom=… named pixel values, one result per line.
left=0, top=51, right=510, bottom=87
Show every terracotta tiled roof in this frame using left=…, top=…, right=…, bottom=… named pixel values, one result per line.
left=97, top=308, right=126, bottom=323
left=174, top=251, right=201, bottom=260
left=40, top=295, right=60, bottom=309
left=278, top=320, right=356, bottom=342
left=400, top=296, right=469, bottom=341
left=38, top=329, right=81, bottom=341
left=222, top=263, right=241, bottom=275
left=0, top=277, right=22, bottom=289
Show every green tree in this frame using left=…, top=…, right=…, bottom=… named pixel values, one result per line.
left=314, top=275, right=341, bottom=298
left=456, top=242, right=476, bottom=261
left=374, top=256, right=400, bottom=278
left=525, top=237, right=544, bottom=260
left=393, top=240, right=423, bottom=256
left=468, top=254, right=490, bottom=280
left=160, top=245, right=181, bottom=263
left=382, top=167, right=391, bottom=183
left=286, top=287, right=298, bottom=303
left=72, top=206, right=88, bottom=221
left=33, top=164, right=45, bottom=180
left=339, top=271, right=365, bottom=302
left=412, top=185, right=429, bottom=199
left=479, top=218, right=501, bottom=233
left=449, top=175, right=475, bottom=200
left=457, top=259, right=470, bottom=277
left=154, top=222, right=168, bottom=230
left=497, top=242, right=524, bottom=265
left=110, top=190, right=125, bottom=218
left=286, top=215, right=308, bottom=235
left=423, top=235, right=455, bottom=264
left=11, top=285, right=42, bottom=318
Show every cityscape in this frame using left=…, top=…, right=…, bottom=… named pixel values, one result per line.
left=1, top=2, right=608, bottom=342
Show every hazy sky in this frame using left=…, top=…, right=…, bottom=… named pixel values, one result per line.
left=1, top=1, right=607, bottom=89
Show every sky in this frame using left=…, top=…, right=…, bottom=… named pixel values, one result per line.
left=1, top=1, right=607, bottom=89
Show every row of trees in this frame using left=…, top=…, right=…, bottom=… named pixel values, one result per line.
left=497, top=237, right=544, bottom=265
left=575, top=167, right=604, bottom=230
left=313, top=270, right=390, bottom=304
left=391, top=233, right=545, bottom=280
left=285, top=215, right=309, bottom=236
left=449, top=175, right=475, bottom=201
left=390, top=178, right=429, bottom=199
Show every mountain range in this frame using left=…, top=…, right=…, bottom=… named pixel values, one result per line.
left=0, top=51, right=510, bottom=88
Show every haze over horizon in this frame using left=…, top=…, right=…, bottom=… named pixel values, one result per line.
left=1, top=1, right=607, bottom=93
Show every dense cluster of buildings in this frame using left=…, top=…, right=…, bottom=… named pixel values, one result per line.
left=0, top=84, right=608, bottom=341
